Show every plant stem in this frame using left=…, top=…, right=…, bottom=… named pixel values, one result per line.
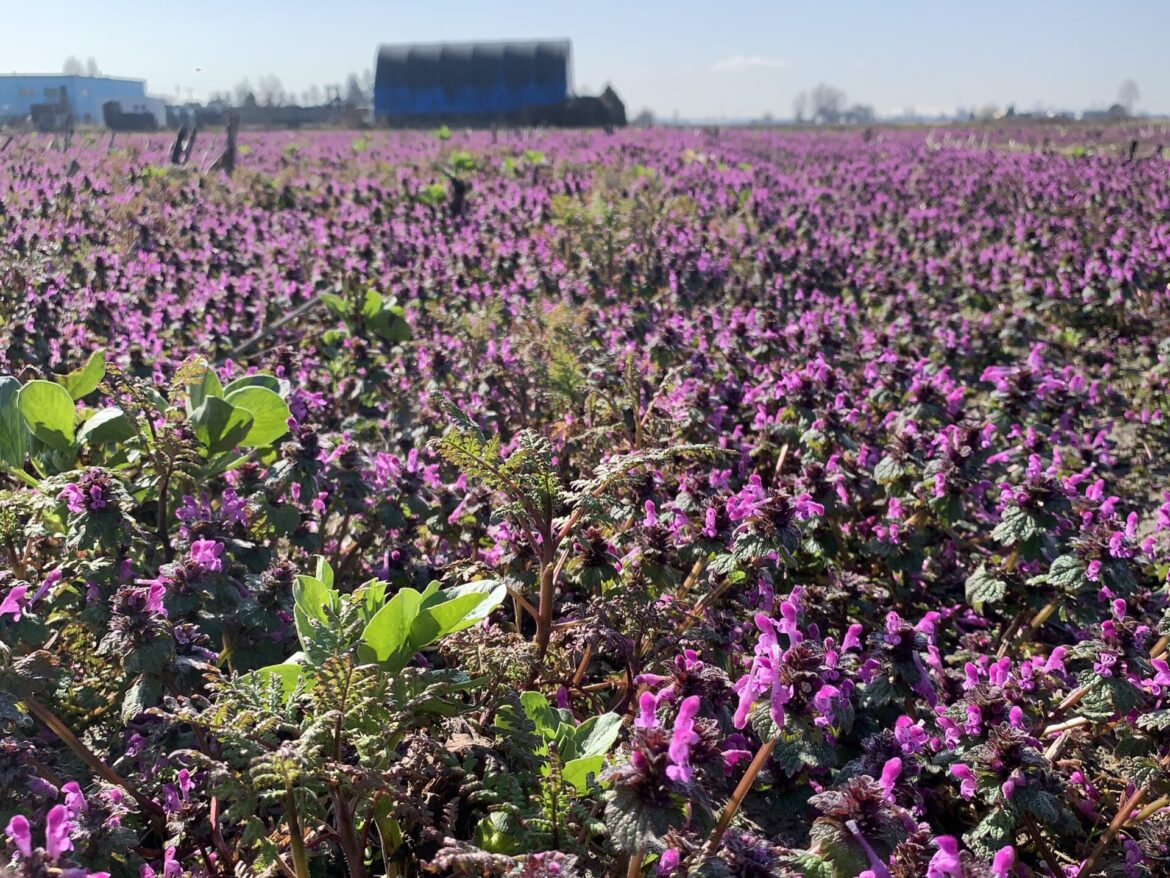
left=23, top=696, right=165, bottom=831
left=1078, top=785, right=1149, bottom=878
left=284, top=788, right=312, bottom=878
left=704, top=737, right=777, bottom=856
left=1, top=462, right=38, bottom=487
left=626, top=848, right=645, bottom=878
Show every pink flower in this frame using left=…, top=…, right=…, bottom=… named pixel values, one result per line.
left=4, top=814, right=32, bottom=857
left=991, top=846, right=1016, bottom=877
left=657, top=848, right=680, bottom=874
left=665, top=695, right=701, bottom=783
left=927, top=836, right=962, bottom=877
left=635, top=691, right=659, bottom=729
left=950, top=763, right=977, bottom=799
left=190, top=539, right=225, bottom=573
left=0, top=584, right=29, bottom=622
left=879, top=757, right=902, bottom=800
left=44, top=804, right=73, bottom=861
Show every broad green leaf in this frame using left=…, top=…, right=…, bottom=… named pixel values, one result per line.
left=425, top=580, right=506, bottom=628
left=17, top=380, right=76, bottom=451
left=359, top=578, right=388, bottom=620
left=561, top=755, right=604, bottom=793
left=223, top=374, right=281, bottom=395
left=292, top=574, right=333, bottom=623
left=361, top=289, right=385, bottom=319
left=0, top=376, right=28, bottom=468
left=408, top=591, right=490, bottom=650
left=520, top=691, right=559, bottom=739
left=191, top=397, right=254, bottom=454
left=320, top=292, right=347, bottom=316
left=248, top=663, right=305, bottom=702
left=77, top=407, right=135, bottom=446
left=573, top=712, right=623, bottom=759
left=314, top=555, right=334, bottom=589
left=188, top=366, right=223, bottom=411
left=224, top=386, right=290, bottom=448
left=361, top=587, right=424, bottom=668
left=55, top=350, right=106, bottom=400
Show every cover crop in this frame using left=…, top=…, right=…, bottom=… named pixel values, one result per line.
left=1, top=124, right=1170, bottom=878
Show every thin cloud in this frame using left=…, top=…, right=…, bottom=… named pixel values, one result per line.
left=711, top=55, right=791, bottom=73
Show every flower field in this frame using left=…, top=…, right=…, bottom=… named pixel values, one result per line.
left=2, top=125, right=1170, bottom=878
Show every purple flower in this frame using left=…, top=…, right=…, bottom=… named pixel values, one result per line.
left=665, top=695, right=701, bottom=783
left=4, top=814, right=32, bottom=857
left=0, top=583, right=29, bottom=621
left=991, top=846, right=1016, bottom=877
left=190, top=539, right=225, bottom=572
left=657, top=848, right=680, bottom=874
left=950, top=763, right=977, bottom=799
left=44, top=804, right=73, bottom=861
left=926, top=836, right=962, bottom=877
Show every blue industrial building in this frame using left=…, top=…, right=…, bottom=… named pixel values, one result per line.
left=0, top=74, right=163, bottom=127
left=374, top=40, right=572, bottom=122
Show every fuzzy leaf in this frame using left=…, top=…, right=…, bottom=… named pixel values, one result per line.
left=965, top=564, right=1007, bottom=610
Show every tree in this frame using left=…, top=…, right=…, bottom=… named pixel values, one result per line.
left=256, top=74, right=285, bottom=106
left=792, top=91, right=809, bottom=123
left=62, top=56, right=83, bottom=76
left=345, top=74, right=368, bottom=108
left=810, top=83, right=846, bottom=124
left=632, top=108, right=655, bottom=127
left=233, top=79, right=254, bottom=107
left=85, top=57, right=100, bottom=77
left=1118, top=79, right=1140, bottom=115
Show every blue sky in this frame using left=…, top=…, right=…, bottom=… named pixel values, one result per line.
left=3, top=1, right=1168, bottom=118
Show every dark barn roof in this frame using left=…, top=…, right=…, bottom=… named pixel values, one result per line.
left=374, top=40, right=572, bottom=121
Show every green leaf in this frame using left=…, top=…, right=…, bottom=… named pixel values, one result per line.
left=224, top=386, right=290, bottom=448
left=314, top=555, right=335, bottom=589
left=55, top=350, right=106, bottom=400
left=77, top=407, right=135, bottom=446
left=520, top=691, right=560, bottom=739
left=561, top=755, right=604, bottom=792
left=222, top=374, right=281, bottom=395
left=121, top=675, right=162, bottom=723
left=1047, top=555, right=1088, bottom=593
left=991, top=504, right=1040, bottom=547
left=17, top=380, right=76, bottom=451
left=292, top=574, right=333, bottom=623
left=408, top=591, right=490, bottom=650
left=247, top=663, right=304, bottom=702
left=573, top=712, right=623, bottom=759
left=361, top=587, right=424, bottom=669
left=0, top=376, right=29, bottom=468
left=188, top=366, right=223, bottom=410
left=191, top=397, right=254, bottom=454
left=873, top=455, right=906, bottom=484
left=965, top=564, right=1007, bottom=611
left=320, top=292, right=347, bottom=316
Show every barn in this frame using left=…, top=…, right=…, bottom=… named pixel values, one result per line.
left=0, top=74, right=165, bottom=128
left=374, top=40, right=572, bottom=123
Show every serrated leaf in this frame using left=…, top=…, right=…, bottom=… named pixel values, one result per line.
left=1047, top=555, right=1087, bottom=593
left=965, top=564, right=1007, bottom=610
left=873, top=455, right=906, bottom=484
left=991, top=504, right=1040, bottom=547
left=122, top=675, right=162, bottom=722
